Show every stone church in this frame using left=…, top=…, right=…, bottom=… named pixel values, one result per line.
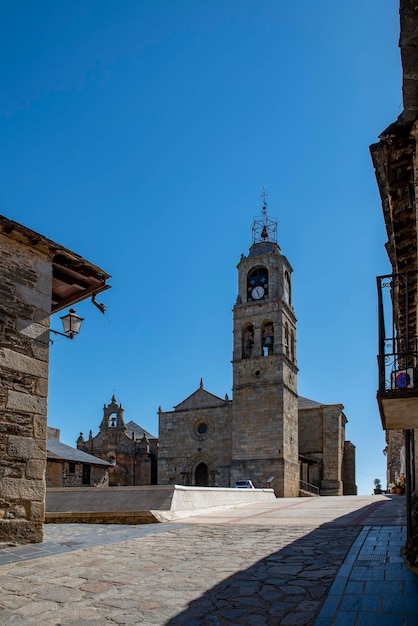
left=79, top=203, right=357, bottom=497
left=77, top=395, right=158, bottom=487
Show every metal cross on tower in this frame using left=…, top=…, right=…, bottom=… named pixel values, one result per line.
left=261, top=186, right=268, bottom=211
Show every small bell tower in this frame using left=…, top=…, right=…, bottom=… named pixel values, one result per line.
left=231, top=192, right=299, bottom=496
left=99, top=395, right=127, bottom=431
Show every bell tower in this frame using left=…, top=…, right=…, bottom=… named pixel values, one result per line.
left=231, top=195, right=299, bottom=497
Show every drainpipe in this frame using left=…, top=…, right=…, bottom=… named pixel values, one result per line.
left=405, top=429, right=412, bottom=543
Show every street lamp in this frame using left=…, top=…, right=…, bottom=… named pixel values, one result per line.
left=51, top=308, right=84, bottom=340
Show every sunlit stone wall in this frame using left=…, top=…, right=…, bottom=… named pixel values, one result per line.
left=0, top=232, right=51, bottom=545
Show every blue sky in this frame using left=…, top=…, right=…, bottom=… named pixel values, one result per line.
left=1, top=1, right=401, bottom=495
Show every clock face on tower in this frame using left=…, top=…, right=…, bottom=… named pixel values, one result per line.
left=247, top=266, right=269, bottom=301
left=251, top=285, right=265, bottom=300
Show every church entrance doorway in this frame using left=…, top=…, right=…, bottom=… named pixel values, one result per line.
left=195, top=462, right=209, bottom=486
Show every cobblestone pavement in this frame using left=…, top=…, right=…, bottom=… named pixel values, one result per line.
left=0, top=523, right=358, bottom=625
left=0, top=496, right=416, bottom=626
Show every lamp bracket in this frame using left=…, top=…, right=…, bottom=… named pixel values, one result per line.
left=92, top=293, right=106, bottom=314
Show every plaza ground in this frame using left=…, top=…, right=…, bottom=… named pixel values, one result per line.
left=0, top=495, right=416, bottom=625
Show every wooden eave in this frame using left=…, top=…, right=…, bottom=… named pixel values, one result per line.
left=370, top=127, right=417, bottom=275
left=0, top=215, right=111, bottom=313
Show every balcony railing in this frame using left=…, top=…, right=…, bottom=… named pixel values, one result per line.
left=377, top=272, right=418, bottom=391
left=377, top=271, right=418, bottom=429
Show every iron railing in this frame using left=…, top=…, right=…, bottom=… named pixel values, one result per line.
left=299, top=480, right=319, bottom=496
left=377, top=272, right=418, bottom=392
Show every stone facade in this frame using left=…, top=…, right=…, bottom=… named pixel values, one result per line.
left=230, top=238, right=299, bottom=497
left=0, top=231, right=50, bottom=544
left=46, top=460, right=110, bottom=488
left=298, top=398, right=356, bottom=496
left=46, top=427, right=111, bottom=488
left=0, top=214, right=110, bottom=545
left=158, top=387, right=355, bottom=496
left=385, top=429, right=405, bottom=487
left=342, top=441, right=357, bottom=496
left=77, top=395, right=158, bottom=486
left=158, top=382, right=232, bottom=488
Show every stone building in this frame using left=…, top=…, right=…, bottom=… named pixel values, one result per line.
left=47, top=427, right=111, bottom=488
left=0, top=214, right=110, bottom=545
left=77, top=395, right=158, bottom=486
left=158, top=381, right=232, bottom=489
left=158, top=206, right=357, bottom=497
left=370, top=0, right=418, bottom=564
left=298, top=398, right=356, bottom=496
left=158, top=384, right=356, bottom=496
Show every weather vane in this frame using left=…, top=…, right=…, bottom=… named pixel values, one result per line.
left=261, top=186, right=268, bottom=213
left=252, top=186, right=278, bottom=244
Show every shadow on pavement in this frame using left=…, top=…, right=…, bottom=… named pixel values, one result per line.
left=165, top=497, right=406, bottom=626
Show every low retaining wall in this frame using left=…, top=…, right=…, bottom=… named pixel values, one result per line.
left=46, top=485, right=276, bottom=524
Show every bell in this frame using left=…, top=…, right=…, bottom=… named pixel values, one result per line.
left=263, top=336, right=273, bottom=346
left=245, top=340, right=253, bottom=349
left=261, top=226, right=268, bottom=240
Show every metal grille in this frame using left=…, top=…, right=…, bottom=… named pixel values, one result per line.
left=355, top=554, right=387, bottom=567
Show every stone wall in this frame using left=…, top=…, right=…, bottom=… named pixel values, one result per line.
left=299, top=408, right=323, bottom=455
left=299, top=408, right=323, bottom=489
left=158, top=388, right=232, bottom=487
left=299, top=404, right=349, bottom=495
left=231, top=352, right=299, bottom=497
left=386, top=429, right=404, bottom=486
left=321, top=406, right=345, bottom=496
left=78, top=429, right=156, bottom=487
left=0, top=232, right=51, bottom=545
left=342, top=441, right=357, bottom=495
left=46, top=460, right=109, bottom=488
left=45, top=484, right=276, bottom=524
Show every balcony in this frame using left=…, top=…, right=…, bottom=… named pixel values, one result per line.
left=377, top=272, right=418, bottom=430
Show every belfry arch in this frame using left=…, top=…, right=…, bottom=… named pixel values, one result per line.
left=262, top=320, right=274, bottom=356
left=242, top=323, right=254, bottom=358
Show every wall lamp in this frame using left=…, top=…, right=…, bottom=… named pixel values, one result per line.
left=50, top=308, right=84, bottom=340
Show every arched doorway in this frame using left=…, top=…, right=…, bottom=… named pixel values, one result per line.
left=195, top=462, right=209, bottom=486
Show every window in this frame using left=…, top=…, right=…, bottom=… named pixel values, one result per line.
left=247, top=267, right=268, bottom=301
left=193, top=420, right=211, bottom=441
left=284, top=271, right=291, bottom=305
left=285, top=323, right=289, bottom=357
left=243, top=324, right=254, bottom=358
left=68, top=462, right=75, bottom=474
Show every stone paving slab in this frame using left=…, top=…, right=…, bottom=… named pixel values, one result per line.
left=315, top=525, right=418, bottom=626
left=0, top=523, right=182, bottom=565
left=0, top=523, right=359, bottom=626
left=0, top=495, right=415, bottom=625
